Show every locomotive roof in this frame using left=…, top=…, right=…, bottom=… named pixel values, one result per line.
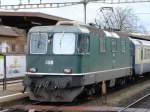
left=29, top=25, right=120, bottom=38
left=29, top=25, right=150, bottom=41
left=29, top=25, right=90, bottom=34
left=130, top=38, right=150, bottom=47
left=116, top=31, right=150, bottom=41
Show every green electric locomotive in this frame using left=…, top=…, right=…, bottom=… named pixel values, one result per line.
left=25, top=21, right=132, bottom=102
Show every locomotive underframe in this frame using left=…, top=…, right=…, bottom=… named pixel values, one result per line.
left=25, top=67, right=132, bottom=102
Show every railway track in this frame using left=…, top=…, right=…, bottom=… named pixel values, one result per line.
left=1, top=76, right=150, bottom=112
left=1, top=93, right=150, bottom=112
left=119, top=92, right=150, bottom=112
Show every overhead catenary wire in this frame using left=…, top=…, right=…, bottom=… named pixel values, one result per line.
left=1, top=0, right=150, bottom=10
left=0, top=0, right=150, bottom=24
left=136, top=12, right=150, bottom=15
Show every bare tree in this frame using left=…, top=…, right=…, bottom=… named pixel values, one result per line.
left=95, top=7, right=146, bottom=32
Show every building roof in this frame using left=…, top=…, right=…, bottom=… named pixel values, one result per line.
left=0, top=11, right=68, bottom=21
left=0, top=11, right=70, bottom=31
left=0, top=25, right=25, bottom=37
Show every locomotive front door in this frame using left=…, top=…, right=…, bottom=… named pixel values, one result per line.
left=78, top=34, right=90, bottom=72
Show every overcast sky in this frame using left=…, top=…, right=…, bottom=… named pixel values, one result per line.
left=1, top=0, right=150, bottom=32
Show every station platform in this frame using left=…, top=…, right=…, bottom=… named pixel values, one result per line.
left=0, top=80, right=24, bottom=95
left=0, top=80, right=28, bottom=104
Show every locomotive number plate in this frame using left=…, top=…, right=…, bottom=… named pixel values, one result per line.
left=45, top=60, right=54, bottom=65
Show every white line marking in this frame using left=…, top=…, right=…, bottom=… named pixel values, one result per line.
left=26, top=67, right=132, bottom=76
left=0, top=92, right=28, bottom=103
left=0, top=92, right=27, bottom=98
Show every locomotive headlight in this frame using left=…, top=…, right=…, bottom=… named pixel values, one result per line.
left=29, top=68, right=37, bottom=73
left=64, top=68, right=72, bottom=74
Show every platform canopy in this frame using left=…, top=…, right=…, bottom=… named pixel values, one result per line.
left=0, top=11, right=69, bottom=32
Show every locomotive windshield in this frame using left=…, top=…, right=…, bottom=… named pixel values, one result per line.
left=53, top=33, right=76, bottom=55
left=30, top=32, right=48, bottom=54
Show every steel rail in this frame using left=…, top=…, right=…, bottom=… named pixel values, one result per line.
left=118, top=92, right=150, bottom=112
left=0, top=109, right=11, bottom=112
left=0, top=80, right=22, bottom=86
left=0, top=0, right=105, bottom=9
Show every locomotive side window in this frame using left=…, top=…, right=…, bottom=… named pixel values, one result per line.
left=100, top=37, right=106, bottom=52
left=121, top=40, right=126, bottom=52
left=30, top=33, right=48, bottom=54
left=112, top=39, right=117, bottom=52
left=53, top=33, right=76, bottom=55
left=77, top=35, right=89, bottom=54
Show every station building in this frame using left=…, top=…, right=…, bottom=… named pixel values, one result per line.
left=0, top=26, right=26, bottom=54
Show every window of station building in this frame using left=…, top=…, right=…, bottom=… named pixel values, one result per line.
left=18, top=44, right=25, bottom=53
left=0, top=42, right=2, bottom=52
left=11, top=44, right=16, bottom=52
left=24, top=45, right=27, bottom=53
left=112, top=39, right=117, bottom=52
left=121, top=40, right=126, bottom=52
left=77, top=35, right=89, bottom=54
left=99, top=37, right=106, bottom=52
left=144, top=48, right=150, bottom=60
left=21, top=45, right=25, bottom=52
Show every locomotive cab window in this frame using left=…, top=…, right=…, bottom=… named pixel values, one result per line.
left=53, top=33, right=76, bottom=55
left=30, top=32, right=48, bottom=54
left=77, top=34, right=89, bottom=54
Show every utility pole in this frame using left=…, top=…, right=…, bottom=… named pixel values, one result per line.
left=83, top=0, right=87, bottom=24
